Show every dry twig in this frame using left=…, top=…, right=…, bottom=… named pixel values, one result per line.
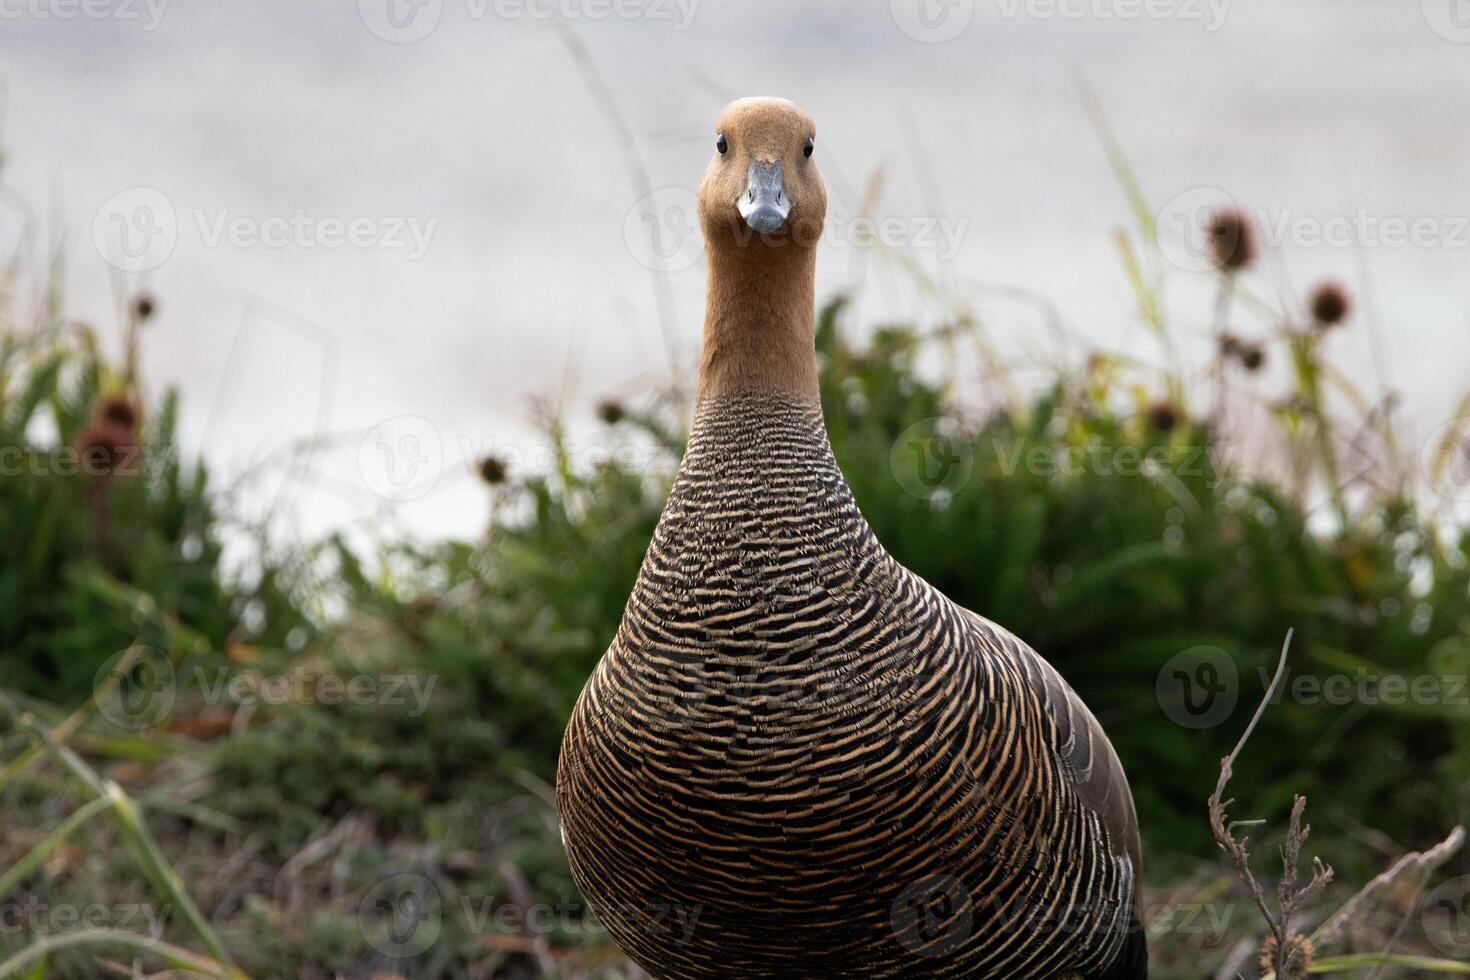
left=1207, top=630, right=1333, bottom=979
left=1207, top=629, right=1468, bottom=978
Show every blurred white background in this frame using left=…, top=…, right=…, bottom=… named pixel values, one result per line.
left=3, top=0, right=1467, bottom=542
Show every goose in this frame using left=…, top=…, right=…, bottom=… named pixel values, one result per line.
left=557, top=97, right=1146, bottom=980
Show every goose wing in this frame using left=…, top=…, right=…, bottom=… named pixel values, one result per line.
left=960, top=609, right=1142, bottom=885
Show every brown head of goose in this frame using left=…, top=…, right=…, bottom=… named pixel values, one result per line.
left=557, top=96, right=1147, bottom=980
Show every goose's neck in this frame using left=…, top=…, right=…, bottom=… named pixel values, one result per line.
left=695, top=242, right=819, bottom=407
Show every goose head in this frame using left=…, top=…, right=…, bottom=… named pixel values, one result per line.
left=698, top=97, right=827, bottom=248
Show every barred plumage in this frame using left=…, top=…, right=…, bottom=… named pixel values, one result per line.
left=556, top=97, right=1145, bottom=979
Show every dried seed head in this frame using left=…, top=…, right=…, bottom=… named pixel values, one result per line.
left=1308, top=280, right=1351, bottom=328
left=1259, top=932, right=1314, bottom=980
left=1219, top=333, right=1265, bottom=372
left=132, top=294, right=156, bottom=322
left=75, top=422, right=135, bottom=475
left=1207, top=207, right=1256, bottom=271
left=1240, top=343, right=1266, bottom=372
left=596, top=399, right=626, bottom=425
left=477, top=455, right=508, bottom=486
left=97, top=395, right=140, bottom=431
left=1145, top=401, right=1183, bottom=432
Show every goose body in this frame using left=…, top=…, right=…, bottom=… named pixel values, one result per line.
left=557, top=98, right=1145, bottom=979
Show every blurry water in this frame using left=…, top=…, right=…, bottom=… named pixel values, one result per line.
left=3, top=0, right=1467, bottom=542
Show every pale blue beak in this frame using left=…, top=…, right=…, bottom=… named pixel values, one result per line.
left=737, top=159, right=790, bottom=234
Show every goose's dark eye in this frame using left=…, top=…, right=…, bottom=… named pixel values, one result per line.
left=716, top=133, right=728, bottom=155
left=803, top=137, right=814, bottom=158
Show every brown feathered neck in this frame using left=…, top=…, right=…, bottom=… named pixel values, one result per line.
left=695, top=236, right=818, bottom=407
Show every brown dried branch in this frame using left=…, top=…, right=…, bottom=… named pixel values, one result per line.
left=1207, top=630, right=1334, bottom=979
left=1310, top=825, right=1466, bottom=952
left=1207, top=629, right=1466, bottom=979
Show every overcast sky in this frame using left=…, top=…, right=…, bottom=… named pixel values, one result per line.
left=3, top=0, right=1468, bottom=543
